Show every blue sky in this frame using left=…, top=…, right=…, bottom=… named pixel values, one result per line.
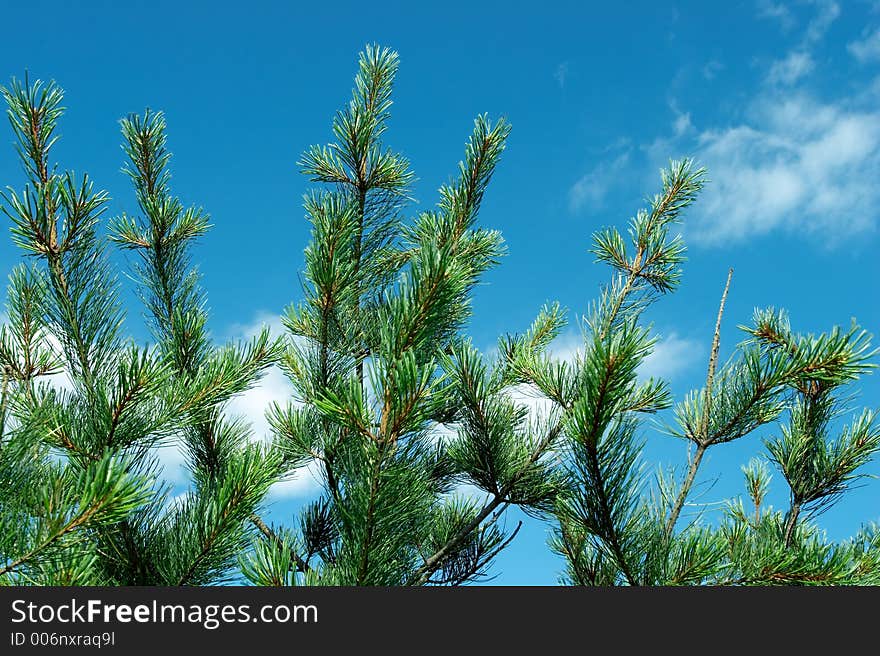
left=1, top=0, right=879, bottom=584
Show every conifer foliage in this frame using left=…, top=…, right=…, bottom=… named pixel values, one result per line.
left=242, top=45, right=555, bottom=585
left=520, top=164, right=880, bottom=585
left=0, top=78, right=283, bottom=584
left=1, top=46, right=878, bottom=586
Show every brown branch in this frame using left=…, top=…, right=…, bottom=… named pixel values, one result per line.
left=666, top=268, right=732, bottom=536
left=0, top=365, right=10, bottom=446
left=105, top=375, right=145, bottom=449
left=782, top=502, right=801, bottom=548
left=427, top=520, right=522, bottom=586
left=410, top=420, right=563, bottom=585
left=250, top=514, right=309, bottom=574
left=702, top=268, right=734, bottom=435
left=0, top=497, right=105, bottom=578
left=598, top=248, right=642, bottom=342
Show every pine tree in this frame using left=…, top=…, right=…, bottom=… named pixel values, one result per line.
left=240, top=45, right=565, bottom=586
left=0, top=78, right=285, bottom=584
left=2, top=46, right=878, bottom=588
left=514, top=163, right=880, bottom=585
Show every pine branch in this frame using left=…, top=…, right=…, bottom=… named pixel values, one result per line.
left=0, top=455, right=150, bottom=579
left=354, top=441, right=387, bottom=585
left=250, top=514, right=310, bottom=573
left=410, top=419, right=563, bottom=585
left=0, top=364, right=10, bottom=445
left=666, top=267, right=732, bottom=535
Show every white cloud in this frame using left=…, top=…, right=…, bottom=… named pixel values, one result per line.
left=549, top=331, right=703, bottom=382
left=760, top=0, right=838, bottom=89
left=548, top=330, right=584, bottom=362
left=569, top=151, right=630, bottom=212
left=426, top=421, right=458, bottom=446
left=767, top=51, right=814, bottom=85
left=137, top=311, right=296, bottom=487
left=757, top=0, right=796, bottom=30
left=224, top=311, right=323, bottom=500
left=686, top=95, right=880, bottom=245
left=674, top=1, right=875, bottom=245
left=640, top=332, right=704, bottom=381
left=634, top=2, right=880, bottom=246
left=702, top=60, right=724, bottom=81
left=673, top=111, right=693, bottom=138
left=803, top=0, right=839, bottom=46
left=758, top=0, right=838, bottom=92
left=154, top=444, right=189, bottom=485
left=226, top=365, right=294, bottom=443
left=554, top=62, right=569, bottom=89
left=268, top=459, right=323, bottom=499
left=849, top=27, right=880, bottom=63
left=507, top=382, right=556, bottom=421
left=759, top=1, right=839, bottom=41
left=223, top=311, right=295, bottom=444
left=226, top=311, right=286, bottom=343
left=46, top=369, right=74, bottom=392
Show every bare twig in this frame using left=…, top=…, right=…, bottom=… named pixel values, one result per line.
left=666, top=268, right=733, bottom=535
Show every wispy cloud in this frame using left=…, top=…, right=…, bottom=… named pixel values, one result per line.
left=640, top=332, right=705, bottom=381
left=568, top=150, right=630, bottom=213
left=757, top=0, right=797, bottom=30
left=803, top=0, right=839, bottom=46
left=761, top=1, right=836, bottom=87
left=755, top=0, right=837, bottom=93
left=637, top=2, right=880, bottom=246
left=848, top=27, right=880, bottom=63
left=702, top=60, right=724, bottom=81
left=766, top=50, right=814, bottom=85
left=672, top=111, right=693, bottom=138
left=547, top=330, right=704, bottom=382
left=758, top=1, right=840, bottom=40
left=687, top=95, right=880, bottom=245
left=554, top=62, right=569, bottom=89
left=698, top=1, right=880, bottom=245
